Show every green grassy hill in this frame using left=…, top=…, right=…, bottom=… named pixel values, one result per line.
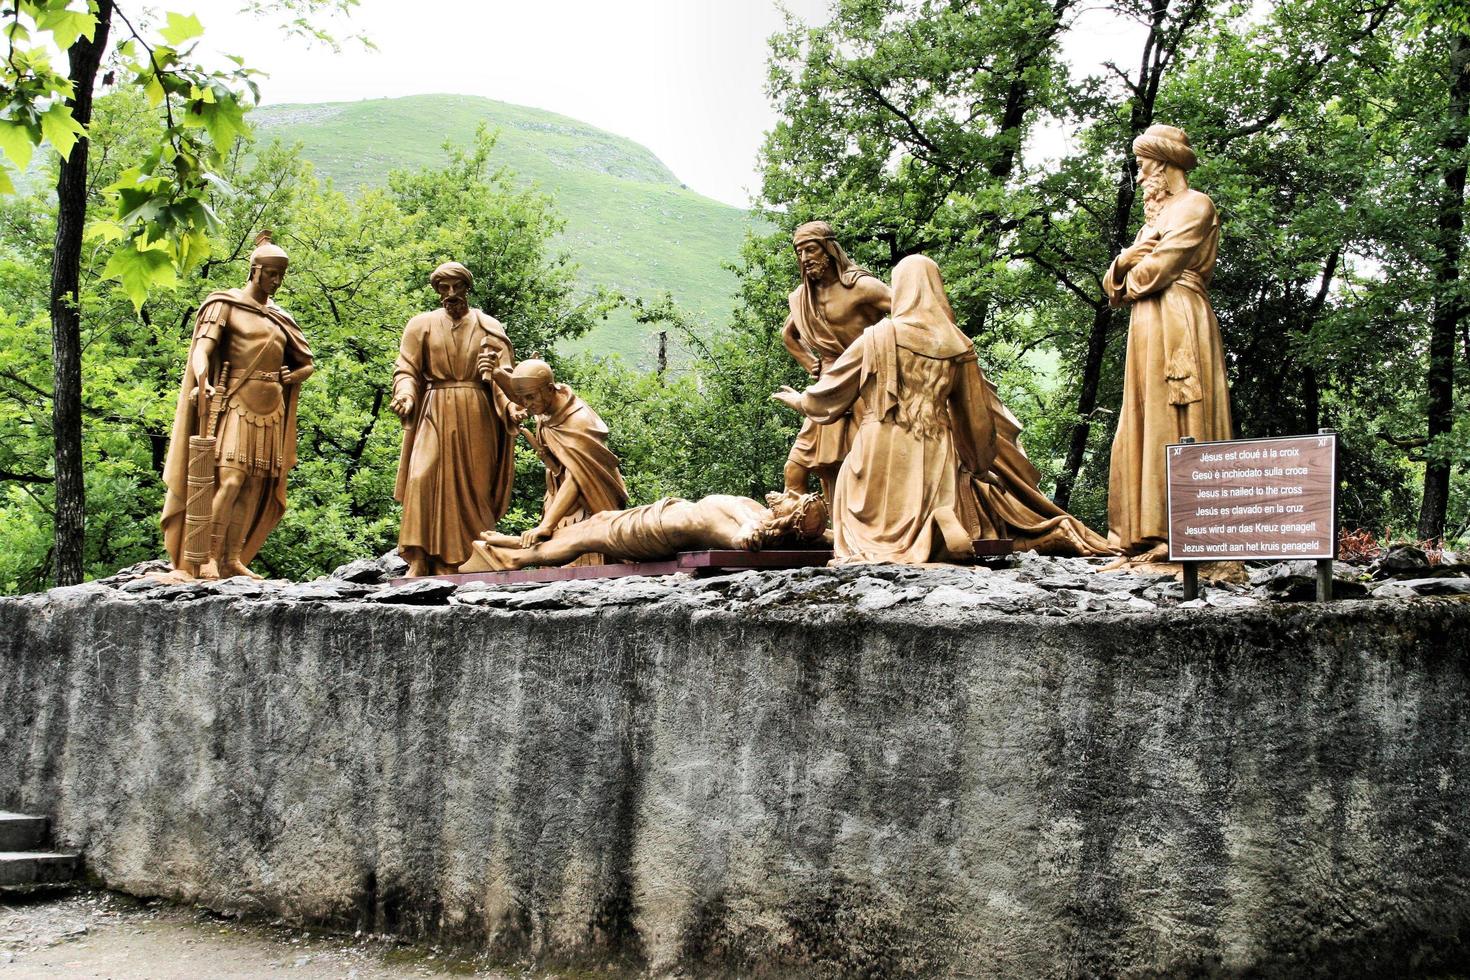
left=253, top=94, right=753, bottom=366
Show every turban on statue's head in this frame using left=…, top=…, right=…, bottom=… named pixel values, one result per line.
left=1132, top=124, right=1197, bottom=172
left=430, top=261, right=474, bottom=289
left=507, top=358, right=555, bottom=397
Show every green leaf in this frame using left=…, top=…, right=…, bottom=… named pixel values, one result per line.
left=102, top=242, right=178, bottom=311
left=0, top=120, right=36, bottom=173
left=35, top=5, right=97, bottom=50
left=115, top=184, right=165, bottom=226
left=197, top=97, right=251, bottom=153
left=176, top=226, right=212, bottom=272
left=84, top=219, right=126, bottom=242
left=0, top=166, right=14, bottom=196
left=160, top=11, right=205, bottom=46
left=142, top=71, right=165, bottom=107
left=39, top=103, right=86, bottom=161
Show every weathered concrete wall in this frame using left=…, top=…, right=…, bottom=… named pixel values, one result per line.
left=3, top=581, right=1470, bottom=978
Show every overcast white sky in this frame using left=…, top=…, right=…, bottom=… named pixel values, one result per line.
left=176, top=0, right=1141, bottom=208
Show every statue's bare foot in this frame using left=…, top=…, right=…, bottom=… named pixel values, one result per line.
left=1134, top=543, right=1170, bottom=563
left=221, top=559, right=262, bottom=580
left=146, top=567, right=195, bottom=584
left=1100, top=542, right=1169, bottom=572
left=197, top=558, right=222, bottom=581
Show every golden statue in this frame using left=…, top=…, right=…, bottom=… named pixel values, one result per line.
left=1103, top=124, right=1233, bottom=560
left=468, top=491, right=827, bottom=571
left=160, top=231, right=313, bottom=579
left=456, top=359, right=628, bottom=572
left=773, top=254, right=997, bottom=564
left=774, top=254, right=1112, bottom=563
left=779, top=221, right=891, bottom=495
left=391, top=261, right=518, bottom=577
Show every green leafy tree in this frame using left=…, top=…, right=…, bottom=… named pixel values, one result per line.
left=0, top=0, right=357, bottom=583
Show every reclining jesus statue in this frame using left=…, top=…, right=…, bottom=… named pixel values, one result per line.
left=463, top=490, right=828, bottom=571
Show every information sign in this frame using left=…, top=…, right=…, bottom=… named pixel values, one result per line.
left=1167, top=433, right=1336, bottom=562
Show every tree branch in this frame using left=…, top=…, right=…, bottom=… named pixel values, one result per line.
left=0, top=468, right=54, bottom=484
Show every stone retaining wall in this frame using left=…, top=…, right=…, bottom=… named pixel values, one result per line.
left=2, top=565, right=1469, bottom=978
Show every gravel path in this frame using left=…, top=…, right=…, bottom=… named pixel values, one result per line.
left=0, top=889, right=526, bottom=978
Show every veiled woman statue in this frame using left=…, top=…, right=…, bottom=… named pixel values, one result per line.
left=774, top=254, right=1111, bottom=564
left=772, top=254, right=996, bottom=563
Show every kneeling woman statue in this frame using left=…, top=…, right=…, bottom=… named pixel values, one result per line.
left=772, top=253, right=1111, bottom=563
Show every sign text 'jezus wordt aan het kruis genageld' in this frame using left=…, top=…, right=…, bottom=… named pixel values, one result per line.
left=1167, top=433, right=1337, bottom=561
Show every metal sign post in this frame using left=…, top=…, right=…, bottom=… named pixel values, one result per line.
left=1178, top=436, right=1199, bottom=601
left=1316, top=428, right=1337, bottom=602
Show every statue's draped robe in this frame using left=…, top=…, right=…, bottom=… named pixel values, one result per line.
left=961, top=386, right=1114, bottom=557
left=535, top=387, right=628, bottom=521
left=161, top=289, right=311, bottom=567
left=785, top=270, right=880, bottom=470
left=533, top=387, right=629, bottom=567
left=1103, top=189, right=1234, bottom=553
left=394, top=308, right=516, bottom=570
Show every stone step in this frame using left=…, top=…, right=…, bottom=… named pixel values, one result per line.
left=0, top=811, right=47, bottom=851
left=0, top=851, right=80, bottom=887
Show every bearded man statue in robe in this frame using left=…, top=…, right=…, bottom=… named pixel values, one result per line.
left=160, top=231, right=313, bottom=579
left=392, top=261, right=518, bottom=576
left=779, top=221, right=891, bottom=496
left=1103, top=124, right=1234, bottom=561
left=456, top=359, right=628, bottom=572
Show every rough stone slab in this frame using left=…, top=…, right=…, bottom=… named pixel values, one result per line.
left=0, top=851, right=78, bottom=887
left=0, top=812, right=45, bottom=851
left=1373, top=577, right=1470, bottom=599
left=1252, top=560, right=1371, bottom=600
left=277, top=581, right=377, bottom=602
left=366, top=579, right=456, bottom=605
left=327, top=557, right=388, bottom=584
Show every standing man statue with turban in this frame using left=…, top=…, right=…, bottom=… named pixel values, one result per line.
left=1103, top=124, right=1234, bottom=561
left=160, top=231, right=314, bottom=579
left=780, top=221, right=892, bottom=496
left=391, top=261, right=518, bottom=576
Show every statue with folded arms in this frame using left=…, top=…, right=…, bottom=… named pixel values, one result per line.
left=457, top=359, right=629, bottom=572
left=1103, top=124, right=1233, bottom=562
left=467, top=490, right=827, bottom=571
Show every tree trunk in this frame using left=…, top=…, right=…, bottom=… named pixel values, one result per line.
left=1051, top=160, right=1137, bottom=509
left=48, top=2, right=113, bottom=585
left=1051, top=0, right=1180, bottom=510
left=1301, top=247, right=1341, bottom=433
left=1417, top=32, right=1470, bottom=543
